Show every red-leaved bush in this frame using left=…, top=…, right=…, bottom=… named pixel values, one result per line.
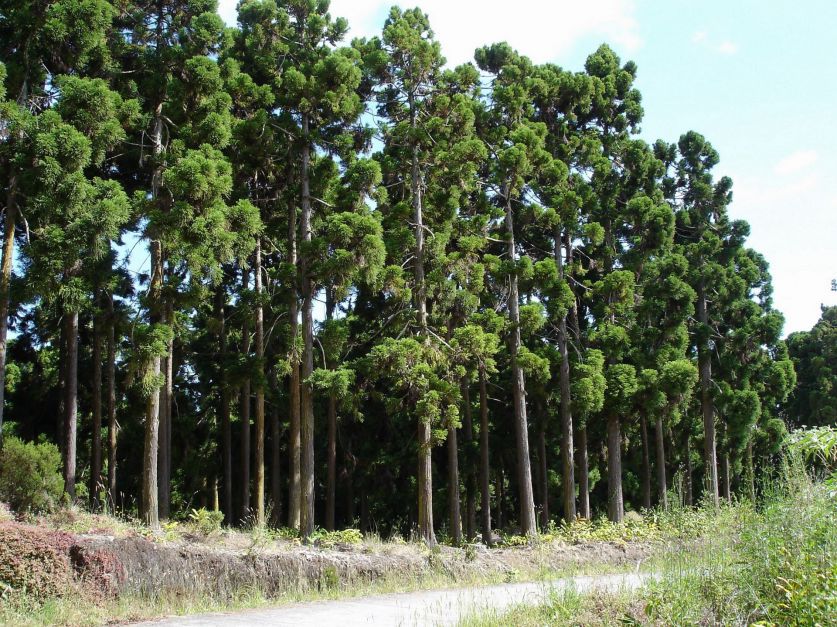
left=0, top=523, right=74, bottom=598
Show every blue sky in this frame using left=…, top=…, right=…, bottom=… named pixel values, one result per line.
left=217, top=0, right=837, bottom=335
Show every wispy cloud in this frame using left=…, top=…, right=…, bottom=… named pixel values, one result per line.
left=691, top=31, right=739, bottom=55
left=717, top=41, right=738, bottom=55
left=218, top=0, right=643, bottom=65
left=773, top=150, right=819, bottom=176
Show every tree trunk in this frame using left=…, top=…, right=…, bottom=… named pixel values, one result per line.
left=271, top=389, right=282, bottom=526
left=555, top=228, right=576, bottom=523
left=106, top=291, right=117, bottom=507
left=697, top=283, right=719, bottom=507
left=142, top=102, right=165, bottom=529
left=0, top=183, right=17, bottom=443
left=299, top=113, right=315, bottom=540
left=254, top=239, right=266, bottom=526
left=684, top=430, right=693, bottom=506
left=409, top=92, right=435, bottom=547
left=447, top=424, right=461, bottom=545
left=505, top=196, right=537, bottom=538
left=158, top=298, right=173, bottom=520
left=577, top=427, right=590, bottom=519
left=639, top=414, right=651, bottom=510
left=91, top=300, right=103, bottom=510
left=496, top=464, right=504, bottom=532
left=537, top=419, right=548, bottom=528
left=655, top=415, right=668, bottom=510
left=215, top=286, right=232, bottom=525
left=720, top=452, right=730, bottom=502
left=461, top=380, right=476, bottom=541
left=478, top=368, right=492, bottom=545
left=288, top=201, right=301, bottom=531
left=746, top=440, right=755, bottom=502
left=325, top=391, right=337, bottom=531
left=142, top=239, right=163, bottom=529
left=606, top=414, right=623, bottom=522
left=63, top=310, right=79, bottom=501
left=239, top=267, right=251, bottom=522
left=325, top=290, right=337, bottom=532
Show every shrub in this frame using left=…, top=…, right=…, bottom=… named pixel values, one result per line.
left=309, top=528, right=363, bottom=548
left=0, top=523, right=73, bottom=598
left=0, top=436, right=63, bottom=514
left=188, top=507, right=224, bottom=536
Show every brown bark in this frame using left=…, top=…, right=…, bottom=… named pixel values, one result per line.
left=684, top=430, right=693, bottom=506
left=239, top=268, right=251, bottom=522
left=0, top=181, right=17, bottom=442
left=325, top=291, right=337, bottom=532
left=697, top=283, right=719, bottom=507
left=254, top=240, right=266, bottom=526
left=478, top=368, right=492, bottom=544
left=299, top=114, right=315, bottom=540
left=606, top=414, right=623, bottom=522
left=505, top=196, right=537, bottom=538
left=409, top=91, right=435, bottom=547
left=270, top=396, right=282, bottom=525
left=158, top=298, right=173, bottom=520
left=577, top=427, right=590, bottom=519
left=537, top=418, right=548, bottom=528
left=91, top=300, right=103, bottom=510
left=447, top=425, right=461, bottom=545
left=555, top=228, right=576, bottom=523
left=142, top=239, right=163, bottom=528
left=655, top=415, right=668, bottom=509
left=461, top=380, right=476, bottom=540
left=63, top=310, right=79, bottom=500
left=639, top=414, right=651, bottom=510
left=215, top=286, right=232, bottom=524
left=288, top=197, right=301, bottom=531
left=106, top=292, right=117, bottom=506
left=720, top=452, right=731, bottom=502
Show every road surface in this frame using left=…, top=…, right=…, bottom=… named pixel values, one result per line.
left=136, top=571, right=651, bottom=626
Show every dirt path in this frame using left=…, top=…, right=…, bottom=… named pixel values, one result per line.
left=135, top=571, right=652, bottom=626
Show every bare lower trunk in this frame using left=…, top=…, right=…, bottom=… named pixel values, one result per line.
left=63, top=310, right=79, bottom=500
left=577, top=427, right=590, bottom=519
left=326, top=392, right=337, bottom=531
left=417, top=419, right=435, bottom=545
left=555, top=228, right=576, bottom=523
left=254, top=240, right=266, bottom=526
left=447, top=425, right=461, bottom=545
left=91, top=303, right=103, bottom=510
left=639, top=415, right=651, bottom=510
left=606, top=414, right=623, bottom=522
left=299, top=114, right=315, bottom=540
left=746, top=440, right=755, bottom=502
left=0, top=183, right=17, bottom=443
left=106, top=292, right=117, bottom=505
left=537, top=420, right=548, bottom=528
left=478, top=369, right=492, bottom=544
left=142, top=240, right=163, bottom=529
left=720, top=452, right=730, bottom=502
left=505, top=197, right=536, bottom=538
left=158, top=299, right=173, bottom=520
left=240, top=268, right=251, bottom=523
left=655, top=415, right=668, bottom=509
left=697, top=284, right=718, bottom=507
left=461, top=380, right=476, bottom=540
left=215, top=287, right=232, bottom=525
left=684, top=430, right=693, bottom=506
left=271, top=398, right=282, bottom=525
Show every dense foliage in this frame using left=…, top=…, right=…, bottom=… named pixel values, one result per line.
left=0, top=1, right=818, bottom=544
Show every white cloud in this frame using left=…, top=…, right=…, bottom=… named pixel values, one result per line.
left=773, top=150, right=819, bottom=176
left=716, top=40, right=738, bottom=55
left=218, top=0, right=642, bottom=65
left=691, top=30, right=708, bottom=44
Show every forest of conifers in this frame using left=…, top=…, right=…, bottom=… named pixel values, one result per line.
left=1, top=0, right=821, bottom=546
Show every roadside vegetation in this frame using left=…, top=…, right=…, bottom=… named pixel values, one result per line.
left=461, top=429, right=837, bottom=626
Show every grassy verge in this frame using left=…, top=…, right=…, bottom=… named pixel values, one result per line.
left=461, top=467, right=837, bottom=626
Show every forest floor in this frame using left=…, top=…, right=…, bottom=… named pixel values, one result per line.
left=0, top=505, right=712, bottom=626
